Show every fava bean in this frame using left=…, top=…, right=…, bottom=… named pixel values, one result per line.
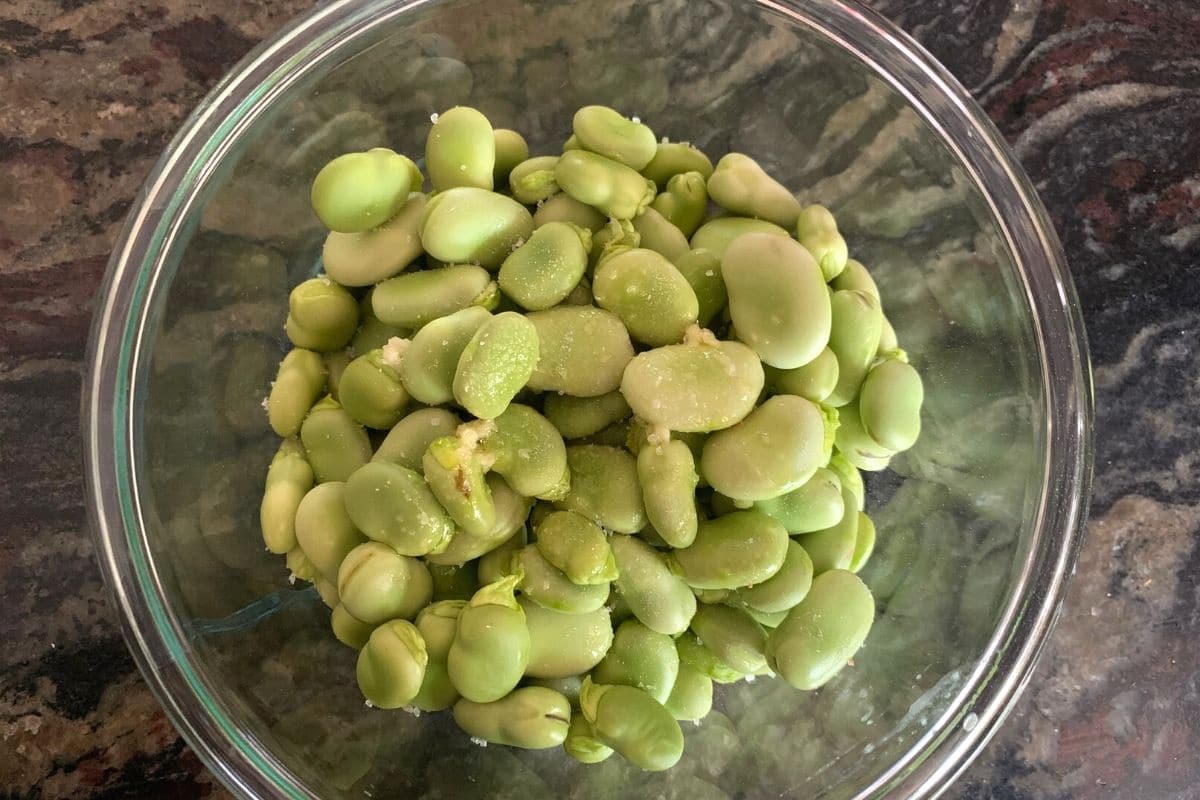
left=453, top=687, right=571, bottom=749
left=556, top=445, right=646, bottom=534
left=372, top=407, right=462, bottom=470
left=593, top=247, right=699, bottom=346
left=675, top=632, right=744, bottom=684
left=543, top=391, right=630, bottom=440
left=413, top=599, right=466, bottom=711
left=419, top=187, right=534, bottom=269
left=311, top=148, right=418, bottom=233
left=447, top=575, right=531, bottom=703
left=293, top=482, right=367, bottom=582
left=610, top=534, right=696, bottom=637
left=593, top=619, right=680, bottom=704
left=343, top=461, right=455, bottom=555
left=849, top=511, right=876, bottom=574
left=794, top=204, right=848, bottom=281
left=337, top=541, right=433, bottom=624
left=688, top=604, right=767, bottom=675
left=260, top=438, right=313, bottom=554
left=422, top=434, right=496, bottom=537
left=465, top=403, right=569, bottom=500
left=492, top=128, right=530, bottom=187
left=564, top=715, right=614, bottom=764
left=632, top=207, right=691, bottom=262
left=579, top=678, right=684, bottom=772
left=641, top=142, right=714, bottom=189
left=650, top=171, right=708, bottom=238
left=534, top=511, right=617, bottom=585
left=572, top=105, right=657, bottom=170
left=330, top=603, right=375, bottom=650
left=426, top=106, right=495, bottom=191
left=689, top=216, right=789, bottom=258
left=509, top=156, right=561, bottom=205
left=858, top=357, right=924, bottom=452
left=322, top=192, right=426, bottom=286
left=397, top=306, right=491, bottom=406
left=663, top=663, right=713, bottom=722
left=498, top=222, right=591, bottom=310
left=300, top=395, right=372, bottom=482
left=736, top=539, right=814, bottom=613
left=452, top=311, right=539, bottom=419
left=668, top=511, right=788, bottom=590
left=706, top=153, right=801, bottom=229
left=526, top=306, right=634, bottom=396
left=555, top=150, right=656, bottom=220
left=521, top=598, right=613, bottom=678
left=337, top=348, right=408, bottom=429
left=268, top=349, right=326, bottom=437
left=825, top=289, right=883, bottom=407
left=533, top=193, right=607, bottom=232
left=672, top=248, right=726, bottom=327
left=286, top=278, right=360, bottom=353
left=766, top=569, right=874, bottom=690
left=637, top=437, right=700, bottom=548
left=763, top=347, right=840, bottom=404
left=356, top=619, right=427, bottom=708
left=373, top=264, right=497, bottom=329
left=796, top=484, right=860, bottom=574
left=753, top=467, right=844, bottom=534
left=516, top=544, right=610, bottom=614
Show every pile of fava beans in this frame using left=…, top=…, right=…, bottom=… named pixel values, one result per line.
left=259, top=105, right=924, bottom=772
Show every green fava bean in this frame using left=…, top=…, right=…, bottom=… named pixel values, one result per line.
left=419, top=187, right=534, bottom=269
left=516, top=545, right=610, bottom=614
left=555, top=150, right=657, bottom=219
left=859, top=358, right=924, bottom=452
left=590, top=217, right=640, bottom=267
left=689, top=604, right=767, bottom=674
left=526, top=306, right=634, bottom=396
left=579, top=678, right=684, bottom=772
left=413, top=600, right=466, bottom=711
left=397, top=306, right=491, bottom=405
left=465, top=404, right=569, bottom=500
left=829, top=258, right=880, bottom=300
left=533, top=193, right=607, bottom=232
left=610, top=534, right=696, bottom=636
left=343, top=461, right=455, bottom=555
left=520, top=597, right=613, bottom=678
left=429, top=562, right=480, bottom=601
left=372, top=264, right=497, bottom=329
left=675, top=632, right=744, bottom=683
left=620, top=326, right=764, bottom=433
left=268, top=349, right=327, bottom=437
left=286, top=545, right=318, bottom=583
left=372, top=407, right=461, bottom=470
left=650, top=171, right=708, bottom=237
left=641, top=142, right=715, bottom=189
left=331, top=603, right=375, bottom=650
left=849, top=511, right=876, bottom=573
left=833, top=403, right=894, bottom=471
left=356, top=619, right=427, bottom=709
left=593, top=247, right=698, bottom=346
left=736, top=603, right=789, bottom=629
left=672, top=248, right=726, bottom=327
left=294, top=482, right=366, bottom=581
left=498, top=221, right=591, bottom=310
left=572, top=105, right=658, bottom=170
left=509, top=156, right=561, bottom=205
left=764, top=347, right=840, bottom=404
left=322, top=192, right=426, bottom=287
left=668, top=511, right=789, bottom=590
left=477, top=526, right=527, bottom=585
left=796, top=485, right=860, bottom=574
left=556, top=445, right=646, bottom=534
left=314, top=576, right=339, bottom=609
left=736, top=539, right=814, bottom=613
left=878, top=315, right=901, bottom=358
left=453, top=686, right=571, bottom=749
left=260, top=438, right=313, bottom=554
left=452, top=311, right=539, bottom=419
left=351, top=289, right=408, bottom=356
left=447, top=575, right=531, bottom=702
left=337, top=348, right=408, bottom=429
left=826, top=289, right=884, bottom=407
left=827, top=452, right=865, bottom=513
left=300, top=395, right=372, bottom=482
left=286, top=278, right=360, bottom=353
left=492, top=128, right=529, bottom=187
left=535, top=511, right=617, bottom=585
left=637, top=437, right=699, bottom=548
left=593, top=619, right=680, bottom=704
left=631, top=207, right=690, bottom=262
left=753, top=467, right=844, bottom=534
left=699, top=395, right=836, bottom=502
left=422, top=434, right=496, bottom=537
left=688, top=216, right=789, bottom=258
left=664, top=663, right=713, bottom=722
left=323, top=349, right=351, bottom=400
left=767, top=569, right=875, bottom=690
left=426, top=106, right=495, bottom=191
left=337, top=541, right=433, bottom=624
left=529, top=674, right=584, bottom=705
left=427, top=474, right=532, bottom=566
left=311, top=148, right=417, bottom=233
left=723, top=232, right=831, bottom=369
left=795, top=204, right=849, bottom=281
left=543, top=390, right=630, bottom=440
left=706, top=152, right=801, bottom=229
left=564, top=715, right=614, bottom=764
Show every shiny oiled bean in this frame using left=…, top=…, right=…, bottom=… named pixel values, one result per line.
left=372, top=407, right=462, bottom=471
left=515, top=544, right=610, bottom=614
left=610, top=534, right=697, bottom=637
left=426, top=106, right=495, bottom=191
left=650, top=171, right=708, bottom=238
left=453, top=686, right=571, bottom=749
left=672, top=248, right=726, bottom=328
left=286, top=278, right=360, bottom=353
left=533, top=193, right=607, bottom=232
left=452, top=311, right=539, bottom=419
left=689, top=216, right=789, bottom=258
left=356, top=619, right=427, bottom=709
left=763, top=347, right=840, bottom=404
left=699, top=395, right=835, bottom=503
left=753, top=467, right=844, bottom=534
left=663, top=663, right=713, bottom=723
left=492, top=128, right=529, bottom=187
left=640, top=142, right=714, bottom=189
left=723, top=232, right=830, bottom=369
left=336, top=541, right=433, bottom=624
left=593, top=619, right=680, bottom=704
left=525, top=306, right=635, bottom=397
left=579, top=678, right=684, bottom=772
left=796, top=484, right=860, bottom=574
left=299, top=395, right=372, bottom=483
left=825, top=289, right=884, bottom=407
left=829, top=258, right=880, bottom=300
left=372, top=265, right=497, bottom=330
left=858, top=357, right=924, bottom=452
left=293, top=482, right=366, bottom=582
left=637, top=438, right=699, bottom=548
left=395, top=307, right=489, bottom=405
left=466, top=403, right=569, bottom=500
left=794, top=204, right=848, bottom=281
left=620, top=327, right=764, bottom=433
left=498, top=222, right=591, bottom=310
left=675, top=632, right=744, bottom=684
left=593, top=247, right=699, bottom=346
left=260, top=438, right=313, bottom=554
left=543, top=390, right=630, bottom=440
left=706, top=153, right=801, bottom=228
left=447, top=575, right=531, bottom=703
left=330, top=603, right=374, bottom=650
left=322, top=192, right=427, bottom=287
left=337, top=348, right=408, bottom=429
left=632, top=207, right=691, bottom=261
left=268, top=349, right=327, bottom=437
left=343, top=461, right=455, bottom=555
left=520, top=597, right=613, bottom=678
left=555, top=150, right=657, bottom=220
left=311, top=148, right=418, bottom=233
left=534, top=510, right=617, bottom=585
left=688, top=604, right=767, bottom=674
left=766, top=569, right=875, bottom=690
left=413, top=599, right=466, bottom=711
left=422, top=434, right=496, bottom=537
left=572, top=105, right=658, bottom=170
left=556, top=445, right=646, bottom=534
left=419, top=187, right=534, bottom=269
left=668, top=511, right=789, bottom=590
left=736, top=539, right=814, bottom=613
left=509, top=155, right=561, bottom=205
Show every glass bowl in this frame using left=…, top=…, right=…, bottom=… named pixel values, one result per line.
left=83, top=0, right=1093, bottom=797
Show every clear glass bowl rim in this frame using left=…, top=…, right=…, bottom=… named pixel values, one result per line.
left=82, top=1, right=1095, bottom=798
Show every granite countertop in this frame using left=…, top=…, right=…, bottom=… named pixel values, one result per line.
left=2, top=0, right=1198, bottom=797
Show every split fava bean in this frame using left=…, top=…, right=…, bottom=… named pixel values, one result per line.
left=465, top=403, right=569, bottom=500
left=426, top=474, right=532, bottom=566
left=422, top=434, right=496, bottom=537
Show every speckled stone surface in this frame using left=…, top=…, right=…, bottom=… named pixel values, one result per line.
left=1, top=0, right=1198, bottom=798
